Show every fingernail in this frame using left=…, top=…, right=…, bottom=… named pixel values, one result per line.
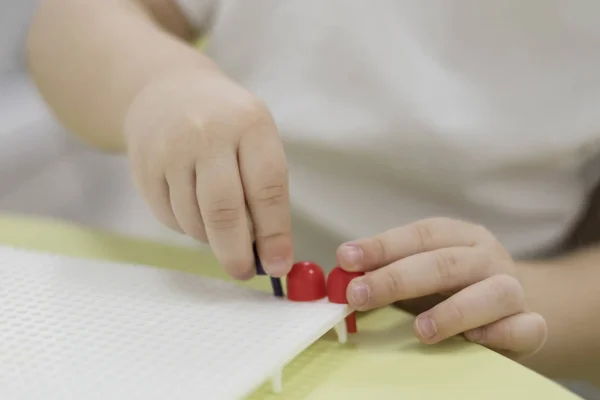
left=416, top=317, right=437, bottom=340
left=266, top=257, right=291, bottom=277
left=348, top=280, right=369, bottom=307
left=465, top=328, right=483, bottom=343
left=340, top=244, right=363, bottom=269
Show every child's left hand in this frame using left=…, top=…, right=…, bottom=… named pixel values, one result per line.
left=336, top=217, right=547, bottom=358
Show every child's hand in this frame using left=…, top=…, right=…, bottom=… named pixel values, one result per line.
left=336, top=218, right=547, bottom=358
left=124, top=72, right=293, bottom=279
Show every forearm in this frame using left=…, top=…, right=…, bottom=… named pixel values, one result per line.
left=27, top=0, right=219, bottom=151
left=517, top=244, right=600, bottom=384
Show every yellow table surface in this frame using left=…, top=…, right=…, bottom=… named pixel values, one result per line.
left=0, top=214, right=582, bottom=399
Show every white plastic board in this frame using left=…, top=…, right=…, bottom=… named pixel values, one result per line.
left=0, top=246, right=348, bottom=399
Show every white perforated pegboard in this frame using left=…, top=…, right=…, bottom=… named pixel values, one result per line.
left=0, top=246, right=347, bottom=400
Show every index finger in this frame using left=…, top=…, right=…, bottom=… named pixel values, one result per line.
left=346, top=246, right=490, bottom=310
left=337, top=217, right=493, bottom=272
left=238, top=112, right=293, bottom=277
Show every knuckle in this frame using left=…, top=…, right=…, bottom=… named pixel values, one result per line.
left=410, top=221, right=436, bottom=252
left=205, top=208, right=241, bottom=230
left=236, top=97, right=273, bottom=131
left=434, top=250, right=460, bottom=283
left=372, top=236, right=388, bottom=264
left=490, top=274, right=524, bottom=309
left=445, top=300, right=467, bottom=327
left=251, top=183, right=288, bottom=208
left=178, top=113, right=232, bottom=161
left=204, top=197, right=245, bottom=231
left=173, top=114, right=213, bottom=158
left=382, top=268, right=403, bottom=298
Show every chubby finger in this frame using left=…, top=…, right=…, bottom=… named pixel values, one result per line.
left=337, top=217, right=493, bottom=271
left=238, top=108, right=293, bottom=277
left=346, top=247, right=492, bottom=310
left=196, top=152, right=254, bottom=280
left=166, top=166, right=208, bottom=243
left=129, top=147, right=182, bottom=234
left=464, top=312, right=547, bottom=357
left=135, top=173, right=183, bottom=234
left=414, top=274, right=526, bottom=344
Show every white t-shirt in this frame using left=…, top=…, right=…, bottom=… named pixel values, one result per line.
left=176, top=0, right=600, bottom=267
left=0, top=0, right=40, bottom=76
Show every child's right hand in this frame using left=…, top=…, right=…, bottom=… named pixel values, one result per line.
left=124, top=72, right=294, bottom=280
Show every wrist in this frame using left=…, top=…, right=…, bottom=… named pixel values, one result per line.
left=514, top=252, right=600, bottom=382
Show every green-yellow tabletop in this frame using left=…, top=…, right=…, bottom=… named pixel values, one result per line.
left=0, top=213, right=582, bottom=399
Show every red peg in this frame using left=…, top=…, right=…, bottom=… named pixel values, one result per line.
left=345, top=313, right=357, bottom=333
left=326, top=266, right=363, bottom=304
left=286, top=261, right=327, bottom=302
left=327, top=266, right=364, bottom=334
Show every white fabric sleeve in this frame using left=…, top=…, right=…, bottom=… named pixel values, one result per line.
left=174, top=0, right=216, bottom=32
